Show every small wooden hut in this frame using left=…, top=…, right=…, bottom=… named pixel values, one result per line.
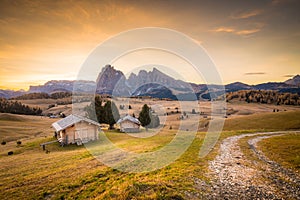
left=117, top=115, right=141, bottom=133
left=52, top=114, right=101, bottom=145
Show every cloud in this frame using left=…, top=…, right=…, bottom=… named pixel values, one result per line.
left=213, top=27, right=235, bottom=33
left=231, top=9, right=264, bottom=19
left=283, top=74, right=295, bottom=78
left=212, top=27, right=261, bottom=36
left=271, top=0, right=295, bottom=6
left=244, top=72, right=266, bottom=75
left=236, top=29, right=261, bottom=35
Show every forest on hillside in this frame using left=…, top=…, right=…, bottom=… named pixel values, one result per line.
left=226, top=90, right=300, bottom=105
left=0, top=98, right=42, bottom=115
left=10, top=92, right=72, bottom=100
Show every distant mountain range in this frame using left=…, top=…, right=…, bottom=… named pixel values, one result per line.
left=1, top=65, right=299, bottom=100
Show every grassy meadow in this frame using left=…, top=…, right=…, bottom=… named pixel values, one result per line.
left=258, top=133, right=300, bottom=170
left=0, top=105, right=300, bottom=199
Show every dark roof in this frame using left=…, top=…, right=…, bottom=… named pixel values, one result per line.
left=52, top=114, right=101, bottom=132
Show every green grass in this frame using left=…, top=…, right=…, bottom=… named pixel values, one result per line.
left=257, top=133, right=300, bottom=170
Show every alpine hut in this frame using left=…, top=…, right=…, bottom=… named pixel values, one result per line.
left=117, top=115, right=141, bottom=133
left=52, top=114, right=101, bottom=145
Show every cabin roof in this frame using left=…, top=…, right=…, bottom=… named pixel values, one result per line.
left=117, top=115, right=141, bottom=125
left=52, top=114, right=101, bottom=132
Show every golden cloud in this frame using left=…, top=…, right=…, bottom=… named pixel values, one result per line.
left=212, top=27, right=261, bottom=36
left=231, top=9, right=264, bottom=19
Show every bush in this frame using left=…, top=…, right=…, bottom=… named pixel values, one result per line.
left=17, top=141, right=22, bottom=145
left=1, top=141, right=6, bottom=145
left=8, top=151, right=13, bottom=155
left=48, top=104, right=55, bottom=109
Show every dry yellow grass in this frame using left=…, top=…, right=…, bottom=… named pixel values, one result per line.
left=258, top=133, right=300, bottom=170
left=0, top=100, right=300, bottom=199
left=224, top=110, right=300, bottom=131
left=0, top=113, right=56, bottom=142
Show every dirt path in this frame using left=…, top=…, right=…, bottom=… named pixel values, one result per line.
left=202, top=131, right=300, bottom=199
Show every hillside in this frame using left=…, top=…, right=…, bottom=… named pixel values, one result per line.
left=226, top=90, right=300, bottom=105
left=0, top=111, right=299, bottom=199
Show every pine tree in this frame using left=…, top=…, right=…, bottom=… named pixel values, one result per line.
left=104, top=100, right=120, bottom=129
left=138, top=104, right=151, bottom=130
left=85, top=97, right=120, bottom=129
left=85, top=96, right=104, bottom=123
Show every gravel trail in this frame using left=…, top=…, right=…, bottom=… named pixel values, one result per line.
left=199, top=131, right=300, bottom=199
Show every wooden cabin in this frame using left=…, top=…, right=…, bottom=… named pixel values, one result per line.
left=117, top=115, right=141, bottom=133
left=52, top=114, right=101, bottom=145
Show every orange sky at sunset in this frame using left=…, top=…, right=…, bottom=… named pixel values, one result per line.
left=0, top=0, right=299, bottom=90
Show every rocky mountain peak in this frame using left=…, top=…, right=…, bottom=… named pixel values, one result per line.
left=96, top=65, right=126, bottom=94
left=285, top=75, right=300, bottom=86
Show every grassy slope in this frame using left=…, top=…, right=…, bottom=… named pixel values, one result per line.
left=258, top=133, right=300, bottom=170
left=0, top=131, right=212, bottom=199
left=0, top=113, right=56, bottom=142
left=0, top=111, right=299, bottom=199
left=224, top=110, right=300, bottom=131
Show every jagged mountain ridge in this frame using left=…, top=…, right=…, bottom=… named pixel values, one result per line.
left=127, top=67, right=191, bottom=91
left=95, top=65, right=193, bottom=97
left=29, top=80, right=96, bottom=94
left=1, top=66, right=299, bottom=99
left=96, top=65, right=127, bottom=95
left=285, top=75, right=300, bottom=86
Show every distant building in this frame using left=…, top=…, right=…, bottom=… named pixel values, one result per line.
left=52, top=114, right=101, bottom=145
left=117, top=115, right=141, bottom=133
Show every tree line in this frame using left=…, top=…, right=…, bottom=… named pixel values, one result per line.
left=85, top=96, right=160, bottom=129
left=84, top=96, right=120, bottom=129
left=0, top=98, right=42, bottom=115
left=11, top=92, right=72, bottom=100
left=226, top=90, right=300, bottom=105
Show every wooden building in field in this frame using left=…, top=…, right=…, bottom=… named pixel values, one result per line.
left=52, top=114, right=101, bottom=145
left=117, top=115, right=141, bottom=133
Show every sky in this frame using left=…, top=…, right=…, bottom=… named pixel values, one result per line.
left=0, top=0, right=299, bottom=90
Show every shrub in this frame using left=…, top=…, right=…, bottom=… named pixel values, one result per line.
left=17, top=141, right=22, bottom=145
left=8, top=151, right=13, bottom=155
left=48, top=104, right=55, bottom=109
left=1, top=141, right=6, bottom=145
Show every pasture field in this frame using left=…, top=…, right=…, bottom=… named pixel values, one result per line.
left=258, top=133, right=300, bottom=170
left=0, top=105, right=299, bottom=199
